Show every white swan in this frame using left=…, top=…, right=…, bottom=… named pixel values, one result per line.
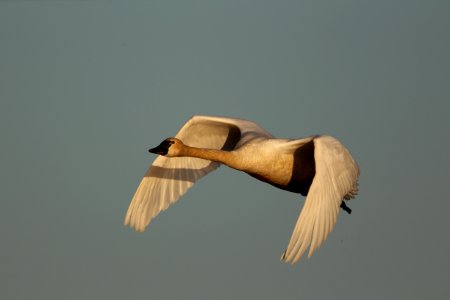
left=124, top=115, right=360, bottom=264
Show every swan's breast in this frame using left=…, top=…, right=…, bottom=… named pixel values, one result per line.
left=234, top=139, right=316, bottom=195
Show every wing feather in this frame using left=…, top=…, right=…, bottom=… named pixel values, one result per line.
left=282, top=135, right=360, bottom=264
left=124, top=115, right=272, bottom=232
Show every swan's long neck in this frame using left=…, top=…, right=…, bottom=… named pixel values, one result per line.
left=181, top=146, right=241, bottom=169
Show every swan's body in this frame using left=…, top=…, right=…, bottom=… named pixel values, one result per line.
left=125, top=115, right=360, bottom=264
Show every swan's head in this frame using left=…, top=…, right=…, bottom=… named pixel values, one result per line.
left=148, top=137, right=184, bottom=157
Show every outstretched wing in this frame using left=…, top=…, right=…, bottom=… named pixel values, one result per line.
left=124, top=115, right=272, bottom=232
left=282, top=135, right=360, bottom=264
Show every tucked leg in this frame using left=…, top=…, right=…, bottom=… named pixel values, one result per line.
left=340, top=201, right=352, bottom=214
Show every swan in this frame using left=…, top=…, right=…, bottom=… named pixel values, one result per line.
left=124, top=115, right=360, bottom=264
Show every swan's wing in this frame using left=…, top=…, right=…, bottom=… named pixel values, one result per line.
left=282, top=135, right=360, bottom=264
left=124, top=115, right=272, bottom=232
left=183, top=115, right=274, bottom=145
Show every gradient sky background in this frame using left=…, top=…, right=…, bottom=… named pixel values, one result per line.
left=1, top=1, right=449, bottom=299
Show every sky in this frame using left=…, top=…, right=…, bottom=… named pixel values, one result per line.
left=1, top=1, right=449, bottom=299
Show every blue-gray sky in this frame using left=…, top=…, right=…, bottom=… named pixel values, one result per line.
left=1, top=1, right=449, bottom=299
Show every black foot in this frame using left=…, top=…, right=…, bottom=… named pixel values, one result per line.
left=340, top=201, right=352, bottom=214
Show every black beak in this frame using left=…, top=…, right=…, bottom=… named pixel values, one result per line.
left=148, top=140, right=172, bottom=155
left=148, top=147, right=162, bottom=154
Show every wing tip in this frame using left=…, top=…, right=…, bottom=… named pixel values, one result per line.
left=281, top=249, right=308, bottom=265
left=123, top=215, right=149, bottom=232
left=280, top=249, right=287, bottom=261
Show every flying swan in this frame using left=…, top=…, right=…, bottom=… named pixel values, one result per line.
left=124, top=115, right=360, bottom=264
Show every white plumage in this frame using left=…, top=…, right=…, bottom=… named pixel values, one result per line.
left=125, top=115, right=360, bottom=264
